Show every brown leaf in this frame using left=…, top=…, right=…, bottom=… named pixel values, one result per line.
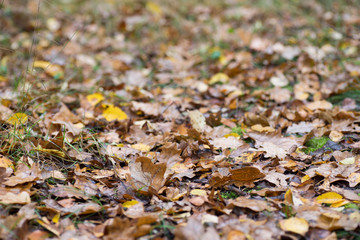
left=248, top=131, right=299, bottom=159
left=174, top=215, right=220, bottom=240
left=227, top=196, right=273, bottom=212
left=129, top=157, right=167, bottom=192
left=0, top=191, right=31, bottom=204
left=3, top=162, right=40, bottom=187
left=131, top=101, right=161, bottom=116
left=52, top=103, right=81, bottom=123
left=230, top=166, right=265, bottom=182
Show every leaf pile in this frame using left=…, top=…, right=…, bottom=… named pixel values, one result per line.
left=1, top=0, right=360, bottom=239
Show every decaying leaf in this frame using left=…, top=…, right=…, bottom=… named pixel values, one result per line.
left=129, top=157, right=167, bottom=192
left=3, top=1, right=360, bottom=239
left=188, top=110, right=206, bottom=133
left=0, top=191, right=31, bottom=204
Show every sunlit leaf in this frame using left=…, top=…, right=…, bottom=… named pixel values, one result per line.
left=279, top=217, right=309, bottom=236
left=102, top=104, right=128, bottom=121
left=0, top=191, right=31, bottom=204
left=340, top=157, right=355, bottom=165
left=33, top=60, right=64, bottom=79
left=34, top=146, right=65, bottom=158
left=190, top=189, right=207, bottom=196
left=146, top=1, right=162, bottom=16
left=87, top=93, right=104, bottom=106
left=316, top=192, right=343, bottom=204
left=209, top=73, right=230, bottom=85
left=122, top=200, right=140, bottom=208
left=0, top=156, right=14, bottom=169
left=6, top=112, right=28, bottom=125
left=131, top=143, right=151, bottom=152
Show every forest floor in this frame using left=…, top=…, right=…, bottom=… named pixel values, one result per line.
left=1, top=0, right=360, bottom=239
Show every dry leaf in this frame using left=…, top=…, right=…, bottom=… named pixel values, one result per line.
left=209, top=73, right=230, bottom=85
left=279, top=217, right=309, bottom=235
left=188, top=110, right=206, bottom=133
left=129, top=157, right=167, bottom=192
left=33, top=60, right=63, bottom=79
left=0, top=191, right=31, bottom=204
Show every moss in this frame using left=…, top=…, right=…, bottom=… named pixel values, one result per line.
left=221, top=191, right=238, bottom=199
left=303, top=136, right=329, bottom=154
left=231, top=126, right=246, bottom=137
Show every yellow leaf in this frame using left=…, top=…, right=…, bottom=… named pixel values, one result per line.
left=284, top=189, right=293, bottom=205
left=131, top=143, right=151, bottom=152
left=122, top=200, right=139, bottom=208
left=301, top=175, right=310, bottom=183
left=33, top=60, right=63, bottom=79
left=316, top=192, right=343, bottom=204
left=0, top=156, right=14, bottom=169
left=52, top=212, right=60, bottom=224
left=209, top=73, right=230, bottom=85
left=146, top=1, right=162, bottom=16
left=190, top=189, right=207, bottom=196
left=6, top=113, right=28, bottom=125
left=279, top=217, right=309, bottom=236
left=86, top=93, right=104, bottom=106
left=219, top=55, right=227, bottom=65
left=224, top=132, right=240, bottom=139
left=340, top=157, right=355, bottom=165
left=0, top=76, right=7, bottom=82
left=330, top=199, right=349, bottom=208
left=102, top=104, right=128, bottom=121
left=34, top=146, right=65, bottom=158
left=228, top=90, right=244, bottom=98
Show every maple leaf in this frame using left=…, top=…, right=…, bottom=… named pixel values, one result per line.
left=248, top=131, right=299, bottom=159
left=128, top=157, right=167, bottom=193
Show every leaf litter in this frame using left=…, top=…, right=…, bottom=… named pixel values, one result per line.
left=1, top=0, right=360, bottom=239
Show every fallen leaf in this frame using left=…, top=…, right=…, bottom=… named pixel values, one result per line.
left=230, top=166, right=265, bottom=182
left=210, top=136, right=243, bottom=149
left=33, top=60, right=64, bottom=79
left=339, top=157, right=355, bottom=165
left=86, top=93, right=104, bottom=106
left=34, top=145, right=65, bottom=158
left=279, top=217, right=309, bottom=235
left=209, top=73, right=230, bottom=85
left=131, top=143, right=151, bottom=152
left=0, top=191, right=31, bottom=204
left=6, top=112, right=28, bottom=125
left=0, top=156, right=14, bottom=169
left=248, top=131, right=299, bottom=159
left=132, top=101, right=161, bottom=116
left=102, top=104, right=128, bottom=121
left=188, top=110, right=206, bottom=133
left=306, top=100, right=333, bottom=110
left=122, top=200, right=140, bottom=208
left=316, top=192, right=343, bottom=204
left=146, top=1, right=163, bottom=16
left=190, top=189, right=207, bottom=196
left=129, top=157, right=167, bottom=192
left=228, top=197, right=271, bottom=212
